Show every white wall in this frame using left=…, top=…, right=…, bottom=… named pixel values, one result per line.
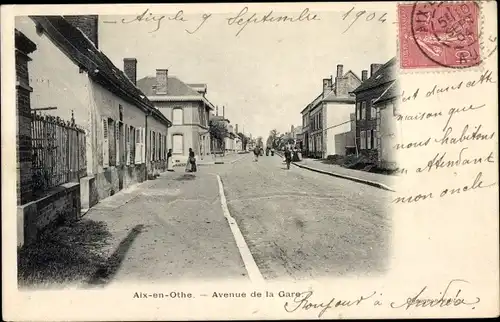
left=89, top=81, right=147, bottom=174
left=16, top=17, right=91, bottom=127
left=16, top=17, right=95, bottom=174
left=154, top=101, right=202, bottom=161
left=379, top=100, right=400, bottom=167
left=325, top=102, right=355, bottom=156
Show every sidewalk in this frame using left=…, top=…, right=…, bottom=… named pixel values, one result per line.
left=279, top=154, right=399, bottom=191
left=18, top=169, right=249, bottom=288
left=83, top=170, right=248, bottom=286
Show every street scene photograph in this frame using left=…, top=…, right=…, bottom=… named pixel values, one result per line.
left=14, top=8, right=400, bottom=288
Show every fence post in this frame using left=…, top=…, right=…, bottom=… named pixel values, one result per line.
left=16, top=31, right=37, bottom=205
left=77, top=131, right=80, bottom=180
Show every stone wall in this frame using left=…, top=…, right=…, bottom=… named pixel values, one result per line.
left=18, top=183, right=80, bottom=247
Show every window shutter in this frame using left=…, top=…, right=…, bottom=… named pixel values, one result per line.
left=150, top=131, right=154, bottom=161
left=115, top=122, right=120, bottom=165
left=102, top=118, right=109, bottom=168
left=134, top=128, right=140, bottom=164
left=141, top=128, right=146, bottom=163
left=125, top=125, right=130, bottom=165
left=159, top=135, right=162, bottom=160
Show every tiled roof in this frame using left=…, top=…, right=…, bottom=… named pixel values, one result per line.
left=137, top=76, right=201, bottom=97
left=29, top=16, right=171, bottom=126
left=352, top=57, right=397, bottom=93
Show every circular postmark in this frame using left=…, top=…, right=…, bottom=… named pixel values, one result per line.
left=410, top=1, right=483, bottom=69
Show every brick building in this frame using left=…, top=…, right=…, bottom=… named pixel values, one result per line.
left=352, top=57, right=397, bottom=164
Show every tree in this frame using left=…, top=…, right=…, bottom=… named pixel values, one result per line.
left=209, top=119, right=228, bottom=156
left=256, top=136, right=263, bottom=148
left=267, top=129, right=281, bottom=149
left=237, top=132, right=249, bottom=151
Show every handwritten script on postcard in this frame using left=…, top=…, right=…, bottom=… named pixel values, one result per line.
left=102, top=6, right=386, bottom=36
left=391, top=69, right=498, bottom=204
left=281, top=279, right=479, bottom=318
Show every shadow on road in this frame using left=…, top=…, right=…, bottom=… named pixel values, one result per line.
left=18, top=219, right=112, bottom=288
left=174, top=174, right=197, bottom=181
left=86, top=224, right=145, bottom=286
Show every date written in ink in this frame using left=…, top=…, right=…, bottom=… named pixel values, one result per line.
left=342, top=7, right=387, bottom=33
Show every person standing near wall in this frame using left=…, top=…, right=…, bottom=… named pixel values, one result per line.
left=186, top=148, right=197, bottom=173
left=167, top=149, right=174, bottom=172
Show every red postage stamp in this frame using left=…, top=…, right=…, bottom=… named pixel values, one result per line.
left=398, top=1, right=481, bottom=69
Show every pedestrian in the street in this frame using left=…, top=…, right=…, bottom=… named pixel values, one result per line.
left=186, top=148, right=197, bottom=172
left=253, top=146, right=260, bottom=162
left=292, top=147, right=300, bottom=162
left=167, top=149, right=174, bottom=172
left=284, top=147, right=292, bottom=170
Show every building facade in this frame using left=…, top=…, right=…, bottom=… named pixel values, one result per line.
left=137, top=72, right=214, bottom=164
left=301, top=64, right=363, bottom=158
left=16, top=16, right=171, bottom=205
left=352, top=58, right=397, bottom=164
left=15, top=16, right=171, bottom=245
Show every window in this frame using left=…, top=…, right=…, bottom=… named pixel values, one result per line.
left=172, top=108, right=183, bottom=125
left=125, top=125, right=130, bottom=165
left=372, top=130, right=378, bottom=149
left=392, top=101, right=399, bottom=117
left=172, top=134, right=183, bottom=154
left=152, top=131, right=156, bottom=161
left=361, top=102, right=366, bottom=120
left=102, top=117, right=109, bottom=168
left=360, top=131, right=366, bottom=149
left=134, top=128, right=140, bottom=164
left=128, top=125, right=135, bottom=164
left=157, top=132, right=161, bottom=160
left=356, top=102, right=361, bottom=120
left=367, top=130, right=372, bottom=149
left=370, top=100, right=377, bottom=120
left=318, top=112, right=322, bottom=130
left=108, top=119, right=116, bottom=166
left=119, top=122, right=125, bottom=165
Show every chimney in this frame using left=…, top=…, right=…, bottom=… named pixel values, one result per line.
left=235, top=124, right=239, bottom=134
left=370, top=64, right=383, bottom=77
left=322, top=78, right=333, bottom=96
left=216, top=106, right=219, bottom=116
left=336, top=64, right=344, bottom=78
left=64, top=15, right=99, bottom=48
left=223, top=106, right=225, bottom=119
left=124, top=58, right=137, bottom=85
left=362, top=70, right=368, bottom=81
left=155, top=69, right=168, bottom=95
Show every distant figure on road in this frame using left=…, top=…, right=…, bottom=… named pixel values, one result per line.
left=284, top=147, right=292, bottom=170
left=167, top=149, right=174, bottom=172
left=253, top=146, right=260, bottom=162
left=292, top=147, right=301, bottom=162
left=186, top=148, right=197, bottom=173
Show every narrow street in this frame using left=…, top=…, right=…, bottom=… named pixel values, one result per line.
left=82, top=153, right=393, bottom=285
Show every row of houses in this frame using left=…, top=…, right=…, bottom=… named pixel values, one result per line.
left=14, top=15, right=243, bottom=247
left=299, top=58, right=399, bottom=169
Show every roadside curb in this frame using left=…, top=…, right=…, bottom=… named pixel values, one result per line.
left=276, top=152, right=395, bottom=192
left=292, top=162, right=396, bottom=192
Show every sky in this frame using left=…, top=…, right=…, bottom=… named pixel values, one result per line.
left=99, top=6, right=395, bottom=140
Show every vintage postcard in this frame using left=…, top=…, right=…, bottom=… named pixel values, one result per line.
left=1, top=1, right=498, bottom=320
